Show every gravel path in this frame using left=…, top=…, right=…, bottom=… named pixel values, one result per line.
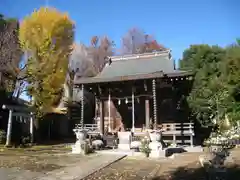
left=36, top=154, right=125, bottom=180
left=82, top=153, right=206, bottom=180
left=82, top=157, right=161, bottom=180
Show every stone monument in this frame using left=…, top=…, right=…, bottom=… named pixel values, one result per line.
left=118, top=131, right=131, bottom=150
left=72, top=129, right=87, bottom=154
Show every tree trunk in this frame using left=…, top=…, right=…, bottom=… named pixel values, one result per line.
left=31, top=96, right=40, bottom=143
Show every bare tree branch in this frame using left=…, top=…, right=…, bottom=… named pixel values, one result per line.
left=0, top=19, right=23, bottom=92
left=120, top=28, right=167, bottom=55
left=88, top=36, right=114, bottom=73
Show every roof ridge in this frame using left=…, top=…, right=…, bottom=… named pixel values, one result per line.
left=110, top=50, right=171, bottom=61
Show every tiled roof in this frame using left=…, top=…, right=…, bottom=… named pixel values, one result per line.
left=74, top=51, right=192, bottom=84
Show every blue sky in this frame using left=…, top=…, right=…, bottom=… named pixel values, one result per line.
left=1, top=0, right=239, bottom=62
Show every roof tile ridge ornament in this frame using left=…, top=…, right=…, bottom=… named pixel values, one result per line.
left=104, top=56, right=112, bottom=66
left=110, top=49, right=171, bottom=61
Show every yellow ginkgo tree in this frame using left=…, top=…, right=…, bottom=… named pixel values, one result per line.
left=19, top=7, right=74, bottom=115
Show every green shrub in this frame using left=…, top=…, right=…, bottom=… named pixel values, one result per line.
left=20, top=133, right=31, bottom=147
left=0, top=129, right=6, bottom=144
left=140, top=137, right=151, bottom=157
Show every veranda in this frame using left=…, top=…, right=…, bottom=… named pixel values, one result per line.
left=74, top=50, right=195, bottom=150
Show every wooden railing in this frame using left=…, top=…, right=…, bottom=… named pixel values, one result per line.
left=161, top=122, right=194, bottom=146
left=75, top=123, right=112, bottom=136
left=75, top=124, right=99, bottom=132
left=131, top=128, right=148, bottom=142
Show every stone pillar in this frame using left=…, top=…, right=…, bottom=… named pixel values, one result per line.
left=99, top=100, right=105, bottom=135
left=145, top=99, right=150, bottom=129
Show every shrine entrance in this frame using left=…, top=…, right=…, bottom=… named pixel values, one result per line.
left=74, top=51, right=194, bottom=135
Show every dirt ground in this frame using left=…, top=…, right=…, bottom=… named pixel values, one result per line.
left=82, top=153, right=204, bottom=180
left=0, top=145, right=126, bottom=180
left=0, top=145, right=96, bottom=172
left=84, top=149, right=240, bottom=180
left=1, top=146, right=240, bottom=180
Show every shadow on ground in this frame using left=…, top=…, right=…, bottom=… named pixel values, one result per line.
left=37, top=138, right=75, bottom=145
left=152, top=165, right=240, bottom=180
left=165, top=147, right=187, bottom=157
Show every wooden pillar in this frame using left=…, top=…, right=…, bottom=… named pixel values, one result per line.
left=80, top=84, right=84, bottom=127
left=99, top=100, right=105, bottom=135
left=6, top=109, right=13, bottom=146
left=152, top=79, right=158, bottom=130
left=108, top=89, right=111, bottom=132
left=94, top=98, right=98, bottom=124
left=132, top=87, right=135, bottom=132
left=145, top=99, right=150, bottom=129
left=0, top=72, right=2, bottom=85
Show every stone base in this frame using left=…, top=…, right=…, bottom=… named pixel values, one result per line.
left=149, top=149, right=166, bottom=158
left=118, top=144, right=131, bottom=151
left=131, top=141, right=141, bottom=149
left=149, top=142, right=162, bottom=150
left=71, top=143, right=83, bottom=154
left=184, top=146, right=203, bottom=152
left=149, top=141, right=165, bottom=158
left=92, top=140, right=104, bottom=150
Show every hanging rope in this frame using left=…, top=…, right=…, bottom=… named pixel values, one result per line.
left=99, top=94, right=153, bottom=100
left=80, top=84, right=84, bottom=127
left=152, top=79, right=157, bottom=130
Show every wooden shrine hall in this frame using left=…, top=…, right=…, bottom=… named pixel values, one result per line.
left=74, top=50, right=194, bottom=142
